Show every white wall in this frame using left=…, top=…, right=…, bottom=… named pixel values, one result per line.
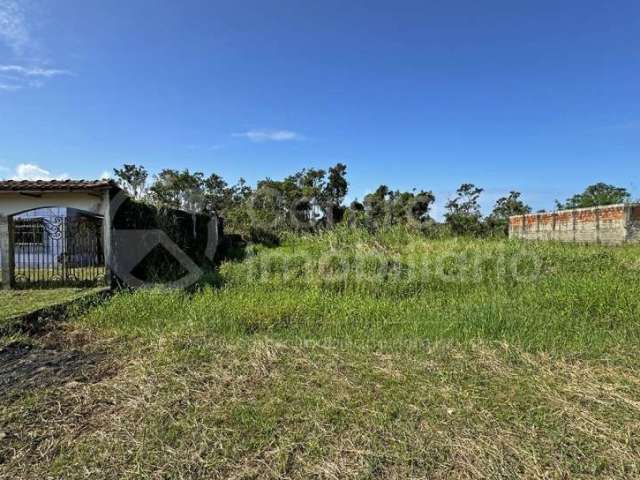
left=0, top=191, right=107, bottom=217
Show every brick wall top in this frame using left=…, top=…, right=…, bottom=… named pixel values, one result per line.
left=509, top=203, right=640, bottom=224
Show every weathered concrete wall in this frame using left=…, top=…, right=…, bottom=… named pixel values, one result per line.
left=0, top=191, right=107, bottom=218
left=509, top=204, right=640, bottom=245
left=629, top=206, right=640, bottom=242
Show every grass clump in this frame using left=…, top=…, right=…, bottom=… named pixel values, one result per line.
left=84, top=227, right=640, bottom=353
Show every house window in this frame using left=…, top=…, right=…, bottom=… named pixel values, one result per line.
left=14, top=218, right=45, bottom=245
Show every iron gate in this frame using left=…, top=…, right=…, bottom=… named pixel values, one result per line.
left=12, top=212, right=106, bottom=288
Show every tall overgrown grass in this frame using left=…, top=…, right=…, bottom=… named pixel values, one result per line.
left=82, top=226, right=640, bottom=353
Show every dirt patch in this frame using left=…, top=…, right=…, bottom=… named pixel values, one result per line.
left=0, top=342, right=105, bottom=400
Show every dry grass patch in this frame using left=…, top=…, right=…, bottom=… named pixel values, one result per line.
left=2, top=333, right=639, bottom=479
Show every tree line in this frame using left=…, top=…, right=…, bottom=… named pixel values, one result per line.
left=112, top=163, right=632, bottom=240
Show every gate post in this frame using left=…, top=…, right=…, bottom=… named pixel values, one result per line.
left=0, top=214, right=15, bottom=289
left=102, top=190, right=113, bottom=288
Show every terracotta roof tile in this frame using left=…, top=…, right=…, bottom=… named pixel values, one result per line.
left=0, top=179, right=117, bottom=192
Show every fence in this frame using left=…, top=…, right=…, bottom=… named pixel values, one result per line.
left=11, top=209, right=106, bottom=288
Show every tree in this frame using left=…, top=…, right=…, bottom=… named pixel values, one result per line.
left=322, top=163, right=348, bottom=225
left=298, top=168, right=326, bottom=225
left=363, top=186, right=436, bottom=229
left=220, top=178, right=253, bottom=233
left=342, top=199, right=363, bottom=228
left=445, top=183, right=484, bottom=235
left=363, top=185, right=390, bottom=228
left=350, top=200, right=364, bottom=212
left=556, top=183, right=630, bottom=210
left=202, top=173, right=229, bottom=213
left=113, top=164, right=148, bottom=200
left=407, top=190, right=436, bottom=224
left=149, top=169, right=205, bottom=212
left=251, top=178, right=293, bottom=230
left=249, top=164, right=350, bottom=231
left=324, top=163, right=348, bottom=203
left=486, top=191, right=531, bottom=235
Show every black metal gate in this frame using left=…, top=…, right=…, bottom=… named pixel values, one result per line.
left=12, top=212, right=106, bottom=288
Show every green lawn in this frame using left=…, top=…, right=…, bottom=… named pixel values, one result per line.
left=2, top=227, right=640, bottom=479
left=0, top=287, right=105, bottom=323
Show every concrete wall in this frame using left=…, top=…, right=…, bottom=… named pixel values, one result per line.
left=0, top=191, right=106, bottom=218
left=509, top=204, right=640, bottom=245
left=629, top=206, right=640, bottom=242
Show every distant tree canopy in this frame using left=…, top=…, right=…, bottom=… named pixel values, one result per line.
left=111, top=162, right=351, bottom=236
left=556, top=183, right=631, bottom=210
left=362, top=186, right=436, bottom=229
left=444, top=183, right=484, bottom=236
left=250, top=163, right=349, bottom=231
left=112, top=164, right=148, bottom=200
left=486, top=191, right=531, bottom=235
left=114, top=164, right=632, bottom=241
left=149, top=169, right=205, bottom=212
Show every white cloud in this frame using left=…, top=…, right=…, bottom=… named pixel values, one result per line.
left=0, top=0, right=30, bottom=55
left=233, top=129, right=303, bottom=142
left=11, top=163, right=69, bottom=181
left=100, top=170, right=112, bottom=180
left=0, top=63, right=71, bottom=91
left=0, top=64, right=70, bottom=77
left=0, top=81, right=21, bottom=90
left=0, top=2, right=71, bottom=92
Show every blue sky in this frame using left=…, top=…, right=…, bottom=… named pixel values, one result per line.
left=1, top=0, right=639, bottom=217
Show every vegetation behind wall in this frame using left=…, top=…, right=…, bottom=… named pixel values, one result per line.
left=111, top=163, right=635, bottom=244
left=111, top=195, right=219, bottom=285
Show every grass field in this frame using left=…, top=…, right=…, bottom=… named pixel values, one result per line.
left=0, top=287, right=103, bottom=324
left=2, top=227, right=640, bottom=478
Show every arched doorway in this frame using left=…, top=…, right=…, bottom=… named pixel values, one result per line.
left=11, top=207, right=106, bottom=288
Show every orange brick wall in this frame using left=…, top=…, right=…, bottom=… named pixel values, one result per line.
left=509, top=204, right=637, bottom=245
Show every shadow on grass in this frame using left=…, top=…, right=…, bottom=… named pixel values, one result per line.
left=0, top=342, right=107, bottom=402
